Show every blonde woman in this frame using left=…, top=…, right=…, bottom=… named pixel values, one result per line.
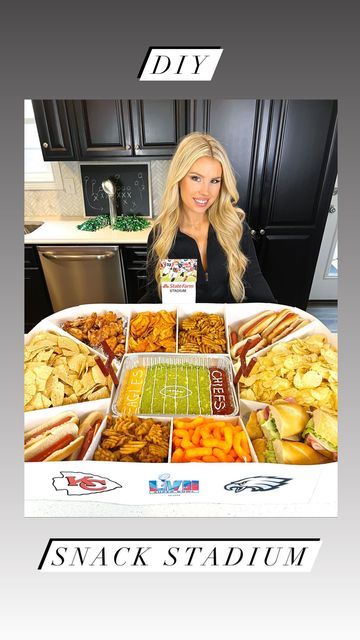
left=140, top=132, right=275, bottom=303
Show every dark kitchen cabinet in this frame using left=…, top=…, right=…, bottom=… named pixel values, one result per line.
left=32, top=100, right=77, bottom=161
left=25, top=246, right=53, bottom=333
left=251, top=100, right=337, bottom=309
left=190, top=99, right=259, bottom=214
left=34, top=99, right=190, bottom=160
left=130, top=100, right=188, bottom=156
left=122, top=245, right=148, bottom=303
left=71, top=100, right=133, bottom=159
left=191, top=99, right=337, bottom=309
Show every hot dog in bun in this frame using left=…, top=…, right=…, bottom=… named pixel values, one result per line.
left=230, top=334, right=267, bottom=359
left=231, top=309, right=311, bottom=361
left=24, top=411, right=83, bottom=462
left=237, top=310, right=278, bottom=339
left=68, top=411, right=104, bottom=460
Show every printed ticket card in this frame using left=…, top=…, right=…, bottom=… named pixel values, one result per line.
left=160, top=258, right=197, bottom=303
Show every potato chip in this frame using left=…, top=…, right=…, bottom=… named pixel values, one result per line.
left=322, top=348, right=337, bottom=365
left=302, top=370, right=323, bottom=388
left=128, top=310, right=176, bottom=353
left=240, top=333, right=337, bottom=412
left=311, top=386, right=331, bottom=401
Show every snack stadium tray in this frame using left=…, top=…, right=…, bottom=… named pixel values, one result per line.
left=111, top=353, right=239, bottom=418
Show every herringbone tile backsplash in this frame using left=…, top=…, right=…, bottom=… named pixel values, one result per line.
left=25, top=160, right=170, bottom=219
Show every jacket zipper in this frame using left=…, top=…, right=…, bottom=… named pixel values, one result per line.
left=205, top=272, right=208, bottom=282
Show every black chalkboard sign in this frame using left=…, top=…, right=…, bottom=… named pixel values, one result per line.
left=80, top=164, right=151, bottom=217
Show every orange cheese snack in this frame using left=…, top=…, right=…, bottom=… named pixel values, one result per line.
left=171, top=417, right=253, bottom=463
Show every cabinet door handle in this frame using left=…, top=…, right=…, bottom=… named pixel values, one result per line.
left=250, top=228, right=257, bottom=237
left=135, top=144, right=140, bottom=150
left=259, top=229, right=265, bottom=235
left=126, top=145, right=131, bottom=150
left=42, top=142, right=49, bottom=149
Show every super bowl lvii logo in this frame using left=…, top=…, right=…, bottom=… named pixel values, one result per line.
left=149, top=473, right=199, bottom=495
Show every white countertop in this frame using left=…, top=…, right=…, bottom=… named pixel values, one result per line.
left=24, top=218, right=152, bottom=245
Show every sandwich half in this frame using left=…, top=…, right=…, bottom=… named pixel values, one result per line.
left=302, top=409, right=338, bottom=461
left=259, top=402, right=309, bottom=441
left=272, top=439, right=330, bottom=465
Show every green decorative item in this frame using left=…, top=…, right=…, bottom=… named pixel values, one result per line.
left=77, top=215, right=110, bottom=232
left=77, top=215, right=150, bottom=233
left=112, top=216, right=151, bottom=232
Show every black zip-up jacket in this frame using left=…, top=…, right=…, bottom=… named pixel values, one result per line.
left=138, top=221, right=276, bottom=303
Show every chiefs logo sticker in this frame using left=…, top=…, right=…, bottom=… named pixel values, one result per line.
left=52, top=471, right=122, bottom=496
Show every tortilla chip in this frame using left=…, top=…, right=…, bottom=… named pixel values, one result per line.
left=57, top=336, right=80, bottom=352
left=80, top=370, right=97, bottom=394
left=91, top=364, right=108, bottom=386
left=62, top=393, right=79, bottom=405
left=51, top=381, right=65, bottom=407
left=67, top=353, right=87, bottom=374
left=86, top=387, right=110, bottom=401
left=78, top=342, right=90, bottom=355
left=30, top=392, right=46, bottom=410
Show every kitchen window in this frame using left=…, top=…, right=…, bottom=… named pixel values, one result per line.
left=24, top=99, right=63, bottom=190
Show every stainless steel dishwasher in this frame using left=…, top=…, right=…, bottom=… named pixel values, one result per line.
left=38, top=245, right=127, bottom=311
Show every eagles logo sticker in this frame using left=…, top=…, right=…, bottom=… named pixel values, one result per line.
left=224, top=476, right=292, bottom=493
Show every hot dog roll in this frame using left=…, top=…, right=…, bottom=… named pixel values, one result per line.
left=237, top=311, right=277, bottom=338
left=68, top=411, right=104, bottom=460
left=24, top=420, right=83, bottom=462
left=24, top=411, right=79, bottom=447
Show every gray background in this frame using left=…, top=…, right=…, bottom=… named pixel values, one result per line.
left=1, top=0, right=359, bottom=637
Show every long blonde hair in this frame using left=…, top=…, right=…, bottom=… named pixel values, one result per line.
left=150, top=132, right=248, bottom=301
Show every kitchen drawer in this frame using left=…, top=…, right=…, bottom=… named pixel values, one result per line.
left=125, top=269, right=148, bottom=303
left=123, top=245, right=147, bottom=268
left=25, top=266, right=53, bottom=330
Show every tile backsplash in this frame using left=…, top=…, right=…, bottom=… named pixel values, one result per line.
left=24, top=160, right=170, bottom=219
